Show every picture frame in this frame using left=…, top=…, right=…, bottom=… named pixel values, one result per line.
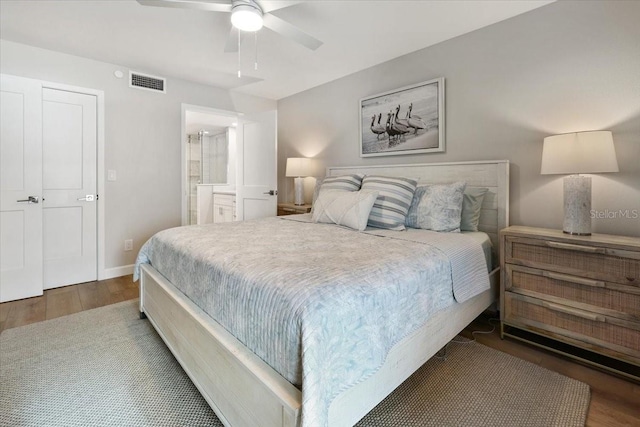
left=359, top=77, right=445, bottom=157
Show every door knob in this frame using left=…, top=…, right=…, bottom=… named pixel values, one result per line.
left=263, top=190, right=277, bottom=196
left=17, top=196, right=39, bottom=204
left=77, top=195, right=95, bottom=202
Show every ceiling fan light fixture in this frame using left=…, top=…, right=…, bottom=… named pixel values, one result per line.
left=231, top=4, right=263, bottom=32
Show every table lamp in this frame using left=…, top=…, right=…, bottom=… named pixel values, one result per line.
left=286, top=157, right=312, bottom=206
left=540, top=131, right=618, bottom=235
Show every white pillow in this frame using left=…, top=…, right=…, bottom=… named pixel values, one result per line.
left=311, top=174, right=364, bottom=214
left=312, top=190, right=378, bottom=231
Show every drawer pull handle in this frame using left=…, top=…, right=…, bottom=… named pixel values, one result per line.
left=542, top=301, right=605, bottom=322
left=546, top=241, right=606, bottom=254
left=543, top=271, right=606, bottom=288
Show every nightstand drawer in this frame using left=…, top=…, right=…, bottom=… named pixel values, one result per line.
left=506, top=264, right=640, bottom=322
left=505, top=236, right=640, bottom=286
left=504, top=292, right=640, bottom=364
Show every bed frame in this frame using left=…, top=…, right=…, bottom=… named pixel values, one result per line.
left=140, top=160, right=509, bottom=427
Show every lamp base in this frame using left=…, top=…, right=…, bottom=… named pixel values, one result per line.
left=293, top=177, right=304, bottom=206
left=563, top=175, right=592, bottom=236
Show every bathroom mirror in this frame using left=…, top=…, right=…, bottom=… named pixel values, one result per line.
left=188, top=130, right=229, bottom=185
left=202, top=130, right=229, bottom=185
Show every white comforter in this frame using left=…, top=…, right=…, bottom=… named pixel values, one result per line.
left=135, top=216, right=489, bottom=426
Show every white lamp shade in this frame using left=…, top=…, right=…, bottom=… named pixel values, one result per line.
left=541, top=131, right=619, bottom=175
left=285, top=157, right=312, bottom=177
left=231, top=5, right=263, bottom=32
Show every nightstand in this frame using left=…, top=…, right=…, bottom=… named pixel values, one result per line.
left=277, top=203, right=312, bottom=216
left=500, top=226, right=640, bottom=380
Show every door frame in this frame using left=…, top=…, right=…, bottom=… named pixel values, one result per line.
left=39, top=80, right=107, bottom=280
left=181, top=103, right=241, bottom=226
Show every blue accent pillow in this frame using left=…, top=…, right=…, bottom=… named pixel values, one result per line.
left=406, top=182, right=467, bottom=232
left=461, top=187, right=489, bottom=232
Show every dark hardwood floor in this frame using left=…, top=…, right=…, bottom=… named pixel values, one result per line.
left=1, top=278, right=638, bottom=426
left=0, top=275, right=137, bottom=332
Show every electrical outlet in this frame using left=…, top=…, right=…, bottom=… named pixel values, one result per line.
left=124, top=239, right=133, bottom=251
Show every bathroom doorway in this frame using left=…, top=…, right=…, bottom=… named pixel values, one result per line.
left=182, top=105, right=238, bottom=226
left=181, top=104, right=278, bottom=226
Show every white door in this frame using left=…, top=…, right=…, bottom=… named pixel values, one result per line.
left=0, top=75, right=44, bottom=302
left=236, top=110, right=278, bottom=221
left=42, top=88, right=97, bottom=289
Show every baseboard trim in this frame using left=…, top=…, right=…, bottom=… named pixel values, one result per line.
left=100, top=264, right=134, bottom=280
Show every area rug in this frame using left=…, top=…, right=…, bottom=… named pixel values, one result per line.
left=0, top=300, right=590, bottom=426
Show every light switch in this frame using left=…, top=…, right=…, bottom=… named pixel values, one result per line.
left=107, top=170, right=117, bottom=181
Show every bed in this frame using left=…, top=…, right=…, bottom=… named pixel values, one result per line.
left=137, top=160, right=509, bottom=427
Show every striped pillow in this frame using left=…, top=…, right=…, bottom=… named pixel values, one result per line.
left=312, top=174, right=364, bottom=212
left=361, top=175, right=418, bottom=230
left=320, top=174, right=364, bottom=192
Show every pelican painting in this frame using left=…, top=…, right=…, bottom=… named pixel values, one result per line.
left=360, top=77, right=445, bottom=157
left=391, top=109, right=410, bottom=139
left=370, top=114, right=386, bottom=139
left=406, top=105, right=427, bottom=134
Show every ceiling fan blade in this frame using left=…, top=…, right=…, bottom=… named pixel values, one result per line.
left=224, top=27, right=239, bottom=53
left=262, top=13, right=322, bottom=50
left=258, top=1, right=304, bottom=14
left=136, top=0, right=232, bottom=13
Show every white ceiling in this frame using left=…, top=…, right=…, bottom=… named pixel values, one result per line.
left=0, top=0, right=553, bottom=100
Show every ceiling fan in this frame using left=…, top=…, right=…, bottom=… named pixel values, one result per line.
left=136, top=0, right=323, bottom=52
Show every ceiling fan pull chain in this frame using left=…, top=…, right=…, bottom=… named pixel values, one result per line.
left=237, top=29, right=242, bottom=78
left=254, top=32, right=258, bottom=71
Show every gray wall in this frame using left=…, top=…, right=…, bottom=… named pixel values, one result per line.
left=277, top=1, right=639, bottom=237
left=1, top=40, right=276, bottom=271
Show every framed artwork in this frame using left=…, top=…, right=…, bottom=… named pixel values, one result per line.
left=359, top=77, right=445, bottom=157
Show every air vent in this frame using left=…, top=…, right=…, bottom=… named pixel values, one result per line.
left=129, top=71, right=166, bottom=93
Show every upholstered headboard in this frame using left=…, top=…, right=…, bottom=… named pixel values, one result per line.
left=326, top=160, right=509, bottom=252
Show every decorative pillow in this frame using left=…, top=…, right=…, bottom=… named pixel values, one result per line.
left=311, top=174, right=364, bottom=213
left=311, top=178, right=324, bottom=208
left=312, top=190, right=378, bottom=231
left=461, top=187, right=489, bottom=232
left=361, top=176, right=418, bottom=231
left=320, top=174, right=364, bottom=192
left=406, top=182, right=467, bottom=232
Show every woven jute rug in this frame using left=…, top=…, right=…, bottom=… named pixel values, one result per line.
left=0, top=300, right=590, bottom=426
